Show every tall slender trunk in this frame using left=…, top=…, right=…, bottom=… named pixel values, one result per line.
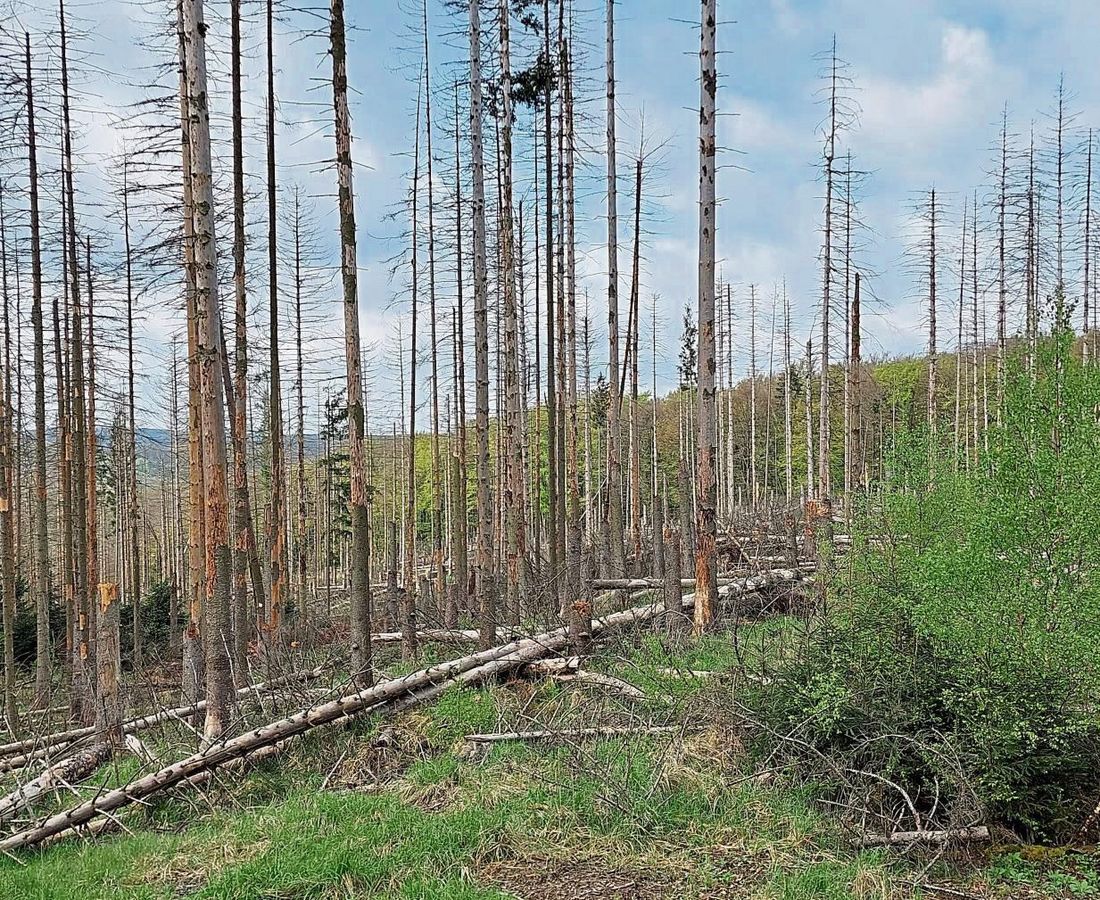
left=850, top=273, right=862, bottom=491
left=292, top=191, right=307, bottom=629
left=499, top=0, right=525, bottom=627
left=927, top=189, right=938, bottom=454
left=783, top=284, right=793, bottom=503
left=178, top=1, right=205, bottom=716
left=451, top=82, right=468, bottom=623
left=122, top=162, right=143, bottom=673
left=0, top=186, right=18, bottom=733
left=330, top=0, right=372, bottom=683
left=25, top=35, right=51, bottom=706
left=422, top=3, right=445, bottom=625
left=405, top=77, right=422, bottom=660
left=468, top=0, right=495, bottom=649
left=265, top=0, right=287, bottom=651
left=818, top=39, right=838, bottom=501
left=543, top=0, right=558, bottom=589
left=182, top=0, right=234, bottom=743
left=61, top=0, right=93, bottom=721
left=693, top=0, right=718, bottom=634
left=604, top=0, right=625, bottom=577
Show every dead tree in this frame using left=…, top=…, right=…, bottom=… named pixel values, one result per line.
left=265, top=0, right=287, bottom=649
left=24, top=34, right=51, bottom=706
left=693, top=0, right=718, bottom=634
left=330, top=0, right=373, bottom=683
left=468, top=0, right=495, bottom=649
left=604, top=0, right=625, bottom=577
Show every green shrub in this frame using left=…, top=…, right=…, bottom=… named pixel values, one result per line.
left=752, top=334, right=1100, bottom=840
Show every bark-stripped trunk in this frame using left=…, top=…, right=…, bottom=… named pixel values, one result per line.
left=422, top=3, right=445, bottom=627
left=468, top=0, right=495, bottom=649
left=181, top=0, right=234, bottom=743
left=330, top=0, right=372, bottom=683
left=292, top=191, right=307, bottom=630
left=693, top=0, right=718, bottom=634
left=265, top=0, right=287, bottom=654
left=818, top=41, right=838, bottom=501
left=229, top=0, right=263, bottom=686
left=122, top=163, right=143, bottom=675
left=0, top=189, right=17, bottom=733
left=850, top=273, right=861, bottom=491
left=61, top=0, right=93, bottom=720
left=405, top=79, right=422, bottom=660
left=563, top=28, right=586, bottom=644
left=604, top=0, right=625, bottom=577
left=927, top=189, right=938, bottom=454
left=25, top=35, right=50, bottom=706
left=451, top=81, right=468, bottom=624
left=543, top=0, right=558, bottom=589
left=783, top=285, right=793, bottom=503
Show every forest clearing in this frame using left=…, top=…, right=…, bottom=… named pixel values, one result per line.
left=0, top=0, right=1097, bottom=897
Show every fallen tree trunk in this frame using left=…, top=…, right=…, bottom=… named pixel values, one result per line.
left=0, top=744, right=112, bottom=825
left=0, top=666, right=326, bottom=766
left=369, top=629, right=481, bottom=644
left=2, top=570, right=801, bottom=851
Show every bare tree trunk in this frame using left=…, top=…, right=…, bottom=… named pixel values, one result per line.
left=468, top=0, right=495, bottom=650
left=84, top=240, right=100, bottom=715
left=179, top=1, right=205, bottom=719
left=265, top=0, right=287, bottom=653
left=291, top=191, right=308, bottom=633
left=499, top=0, right=526, bottom=629
left=330, top=0, right=372, bottom=684
left=543, top=0, right=558, bottom=590
left=229, top=0, right=263, bottom=687
left=997, top=110, right=1008, bottom=412
left=850, top=273, right=862, bottom=491
left=0, top=190, right=17, bottom=733
left=24, top=35, right=51, bottom=706
left=804, top=339, right=815, bottom=499
left=604, top=0, right=625, bottom=578
left=422, top=3, right=445, bottom=627
left=563, top=27, right=586, bottom=645
left=927, top=189, right=938, bottom=455
left=818, top=40, right=838, bottom=502
left=122, top=163, right=143, bottom=676
left=693, top=0, right=718, bottom=635
left=748, top=285, right=758, bottom=508
left=783, top=284, right=793, bottom=503
left=451, top=82, right=469, bottom=624
left=404, top=79, right=423, bottom=660
left=182, top=0, right=234, bottom=744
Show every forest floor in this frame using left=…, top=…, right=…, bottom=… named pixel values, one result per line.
left=0, top=620, right=1094, bottom=899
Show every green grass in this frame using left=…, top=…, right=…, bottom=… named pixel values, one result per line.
left=0, top=629, right=1087, bottom=899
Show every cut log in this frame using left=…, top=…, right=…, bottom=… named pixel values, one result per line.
left=855, top=826, right=990, bottom=848
left=551, top=671, right=647, bottom=700
left=464, top=725, right=681, bottom=743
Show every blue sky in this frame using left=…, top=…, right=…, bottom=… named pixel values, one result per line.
left=13, top=0, right=1100, bottom=432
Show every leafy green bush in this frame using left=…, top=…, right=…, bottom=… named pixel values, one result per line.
left=752, top=334, right=1100, bottom=840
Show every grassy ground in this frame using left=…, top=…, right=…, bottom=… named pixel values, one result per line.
left=0, top=627, right=1093, bottom=899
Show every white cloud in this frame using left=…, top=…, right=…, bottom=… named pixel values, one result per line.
left=860, top=24, right=998, bottom=155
